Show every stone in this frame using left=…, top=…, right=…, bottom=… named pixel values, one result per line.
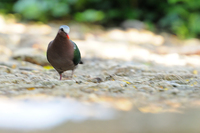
left=168, top=89, right=179, bottom=95
left=137, top=85, right=156, bottom=92
left=12, top=48, right=49, bottom=66
left=88, top=77, right=103, bottom=83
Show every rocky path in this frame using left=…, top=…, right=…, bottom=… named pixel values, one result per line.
left=0, top=57, right=200, bottom=110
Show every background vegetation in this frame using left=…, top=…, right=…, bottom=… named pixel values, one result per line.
left=0, top=0, right=200, bottom=39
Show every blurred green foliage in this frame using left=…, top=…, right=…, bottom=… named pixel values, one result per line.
left=0, top=0, right=200, bottom=39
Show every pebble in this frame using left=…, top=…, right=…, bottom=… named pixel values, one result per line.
left=0, top=66, right=12, bottom=73
left=99, top=81, right=127, bottom=88
left=137, top=85, right=156, bottom=92
left=168, top=89, right=179, bottom=95
left=88, top=77, right=103, bottom=83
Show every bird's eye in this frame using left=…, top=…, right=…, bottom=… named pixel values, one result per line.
left=61, top=28, right=64, bottom=31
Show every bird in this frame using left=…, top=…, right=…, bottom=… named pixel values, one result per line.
left=47, top=25, right=83, bottom=80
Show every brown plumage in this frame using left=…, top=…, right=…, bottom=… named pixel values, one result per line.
left=47, top=25, right=82, bottom=80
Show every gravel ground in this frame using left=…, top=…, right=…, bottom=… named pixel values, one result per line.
left=0, top=58, right=200, bottom=110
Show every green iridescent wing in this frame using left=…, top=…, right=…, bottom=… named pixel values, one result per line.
left=71, top=40, right=81, bottom=65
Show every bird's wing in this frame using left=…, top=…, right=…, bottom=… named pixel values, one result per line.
left=71, top=40, right=81, bottom=65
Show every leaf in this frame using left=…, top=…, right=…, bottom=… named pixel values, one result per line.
left=122, top=80, right=131, bottom=84
left=193, top=70, right=198, bottom=75
left=75, top=9, right=105, bottom=22
left=27, top=87, right=35, bottom=90
left=43, top=65, right=54, bottom=70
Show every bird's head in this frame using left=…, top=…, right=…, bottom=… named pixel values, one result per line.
left=59, top=25, right=70, bottom=39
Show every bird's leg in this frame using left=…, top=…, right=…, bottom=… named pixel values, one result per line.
left=59, top=73, right=62, bottom=80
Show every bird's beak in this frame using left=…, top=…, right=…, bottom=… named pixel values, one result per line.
left=66, top=34, right=70, bottom=39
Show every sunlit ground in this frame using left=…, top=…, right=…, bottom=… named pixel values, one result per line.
left=0, top=15, right=200, bottom=132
